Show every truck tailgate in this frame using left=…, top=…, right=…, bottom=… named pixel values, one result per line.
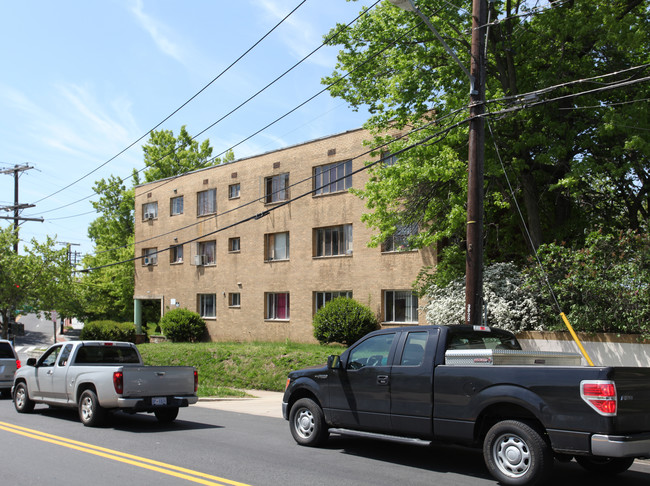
left=609, top=367, right=650, bottom=433
left=122, top=366, right=195, bottom=397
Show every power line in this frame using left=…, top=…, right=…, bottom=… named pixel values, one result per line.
left=32, top=0, right=310, bottom=206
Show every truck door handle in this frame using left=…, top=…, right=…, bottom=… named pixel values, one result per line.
left=156, top=372, right=166, bottom=376
left=47, top=370, right=54, bottom=375
left=377, top=375, right=389, bottom=385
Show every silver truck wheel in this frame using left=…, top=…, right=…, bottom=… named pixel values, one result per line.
left=289, top=398, right=328, bottom=447
left=484, top=420, right=552, bottom=486
left=14, top=382, right=35, bottom=413
left=79, top=389, right=106, bottom=427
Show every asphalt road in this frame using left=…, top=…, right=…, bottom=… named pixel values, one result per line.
left=1, top=396, right=649, bottom=486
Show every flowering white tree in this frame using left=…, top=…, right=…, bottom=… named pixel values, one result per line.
left=424, top=263, right=542, bottom=333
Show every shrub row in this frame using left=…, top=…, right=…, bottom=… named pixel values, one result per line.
left=79, top=320, right=137, bottom=342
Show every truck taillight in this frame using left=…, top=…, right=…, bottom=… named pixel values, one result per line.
left=16, top=359, right=21, bottom=369
left=194, top=370, right=198, bottom=393
left=581, top=380, right=617, bottom=416
left=113, top=371, right=124, bottom=394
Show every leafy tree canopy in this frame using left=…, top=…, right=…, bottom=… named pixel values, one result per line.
left=324, top=0, right=649, bottom=281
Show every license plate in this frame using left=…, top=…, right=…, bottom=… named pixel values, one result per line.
left=152, top=397, right=167, bottom=406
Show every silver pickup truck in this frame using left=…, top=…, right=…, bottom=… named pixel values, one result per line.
left=12, top=340, right=198, bottom=426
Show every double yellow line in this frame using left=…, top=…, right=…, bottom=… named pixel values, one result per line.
left=0, top=421, right=251, bottom=486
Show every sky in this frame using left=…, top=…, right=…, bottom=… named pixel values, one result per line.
left=0, top=0, right=376, bottom=259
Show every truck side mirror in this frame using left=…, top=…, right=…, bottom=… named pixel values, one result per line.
left=26, top=358, right=37, bottom=367
left=327, top=355, right=341, bottom=369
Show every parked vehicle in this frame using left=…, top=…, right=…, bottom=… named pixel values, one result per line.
left=0, top=339, right=21, bottom=397
left=282, top=325, right=650, bottom=485
left=13, top=341, right=198, bottom=426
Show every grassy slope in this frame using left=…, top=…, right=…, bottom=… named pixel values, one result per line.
left=138, top=341, right=345, bottom=397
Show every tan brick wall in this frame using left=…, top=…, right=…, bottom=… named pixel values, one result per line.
left=134, top=128, right=435, bottom=343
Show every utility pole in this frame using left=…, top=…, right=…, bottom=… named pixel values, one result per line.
left=465, top=0, right=487, bottom=326
left=0, top=164, right=43, bottom=253
left=389, top=0, right=487, bottom=325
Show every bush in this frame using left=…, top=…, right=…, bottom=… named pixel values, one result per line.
left=79, top=320, right=137, bottom=342
left=424, top=262, right=542, bottom=333
left=160, top=308, right=206, bottom=342
left=313, top=297, right=378, bottom=345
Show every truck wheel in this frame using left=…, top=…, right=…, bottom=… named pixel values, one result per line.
left=575, top=456, right=634, bottom=475
left=289, top=398, right=329, bottom=447
left=79, top=389, right=106, bottom=427
left=483, top=420, right=553, bottom=486
left=154, top=407, right=179, bottom=423
left=14, top=382, right=35, bottom=413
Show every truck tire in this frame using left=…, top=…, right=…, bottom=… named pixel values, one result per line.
left=14, top=382, right=35, bottom=413
left=79, top=389, right=106, bottom=427
left=575, top=456, right=634, bottom=475
left=483, top=419, right=553, bottom=486
left=289, top=398, right=329, bottom=447
left=154, top=407, right=179, bottom=423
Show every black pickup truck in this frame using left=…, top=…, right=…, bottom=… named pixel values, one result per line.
left=282, top=325, right=650, bottom=485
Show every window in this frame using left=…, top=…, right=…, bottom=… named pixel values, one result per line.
left=382, top=223, right=418, bottom=252
left=314, top=291, right=353, bottom=313
left=265, top=232, right=289, bottom=261
left=265, top=173, right=289, bottom=203
left=347, top=333, right=395, bottom=370
left=170, top=196, right=184, bottom=216
left=199, top=294, right=216, bottom=318
left=266, top=292, right=290, bottom=320
left=228, top=237, right=241, bottom=253
left=399, top=332, right=427, bottom=366
left=314, top=160, right=352, bottom=195
left=382, top=152, right=398, bottom=167
left=384, top=290, right=418, bottom=323
left=142, top=247, right=158, bottom=265
left=197, top=188, right=216, bottom=216
left=196, top=240, right=216, bottom=265
left=229, top=183, right=240, bottom=199
left=229, top=293, right=241, bottom=307
left=142, top=202, right=158, bottom=220
left=314, top=224, right=353, bottom=257
left=170, top=244, right=183, bottom=263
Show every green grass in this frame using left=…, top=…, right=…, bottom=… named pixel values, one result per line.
left=138, top=341, right=345, bottom=398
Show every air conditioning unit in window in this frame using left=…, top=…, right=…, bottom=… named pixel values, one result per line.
left=143, top=256, right=154, bottom=266
left=144, top=213, right=154, bottom=220
left=194, top=254, right=206, bottom=266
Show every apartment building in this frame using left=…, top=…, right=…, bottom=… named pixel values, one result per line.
left=133, top=127, right=435, bottom=343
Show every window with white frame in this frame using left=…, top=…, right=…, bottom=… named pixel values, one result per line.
left=229, top=293, right=241, bottom=308
left=314, top=160, right=352, bottom=195
left=198, top=294, right=216, bottom=318
left=265, top=173, right=289, bottom=203
left=228, top=237, right=240, bottom=252
left=384, top=290, right=418, bottom=323
left=381, top=223, right=418, bottom=252
left=142, top=202, right=158, bottom=220
left=196, top=240, right=216, bottom=265
left=228, top=183, right=240, bottom=199
left=170, top=244, right=183, bottom=263
left=314, top=224, right=353, bottom=257
left=314, top=291, right=353, bottom=313
left=265, top=232, right=289, bottom=261
left=266, top=292, right=290, bottom=320
left=170, top=196, right=184, bottom=216
left=197, top=188, right=216, bottom=216
left=142, top=247, right=158, bottom=265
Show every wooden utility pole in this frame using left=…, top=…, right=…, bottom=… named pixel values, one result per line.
left=0, top=164, right=43, bottom=253
left=465, top=0, right=487, bottom=326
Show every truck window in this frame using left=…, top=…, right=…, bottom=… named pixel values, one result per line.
left=74, top=346, right=140, bottom=364
left=58, top=344, right=73, bottom=366
left=446, top=329, right=520, bottom=351
left=0, top=342, right=15, bottom=359
left=347, top=333, right=395, bottom=369
left=399, top=332, right=427, bottom=366
left=39, top=346, right=62, bottom=367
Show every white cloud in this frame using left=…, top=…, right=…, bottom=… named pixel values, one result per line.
left=129, top=0, right=188, bottom=65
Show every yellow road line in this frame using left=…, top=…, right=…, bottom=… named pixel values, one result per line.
left=0, top=421, right=251, bottom=486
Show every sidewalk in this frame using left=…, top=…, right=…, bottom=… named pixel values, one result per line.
left=195, top=390, right=284, bottom=419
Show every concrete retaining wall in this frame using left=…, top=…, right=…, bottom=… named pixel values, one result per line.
left=517, top=331, right=650, bottom=367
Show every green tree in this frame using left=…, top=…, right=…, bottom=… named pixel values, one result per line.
left=0, top=227, right=77, bottom=338
left=324, top=0, right=650, bottom=280
left=80, top=127, right=232, bottom=322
